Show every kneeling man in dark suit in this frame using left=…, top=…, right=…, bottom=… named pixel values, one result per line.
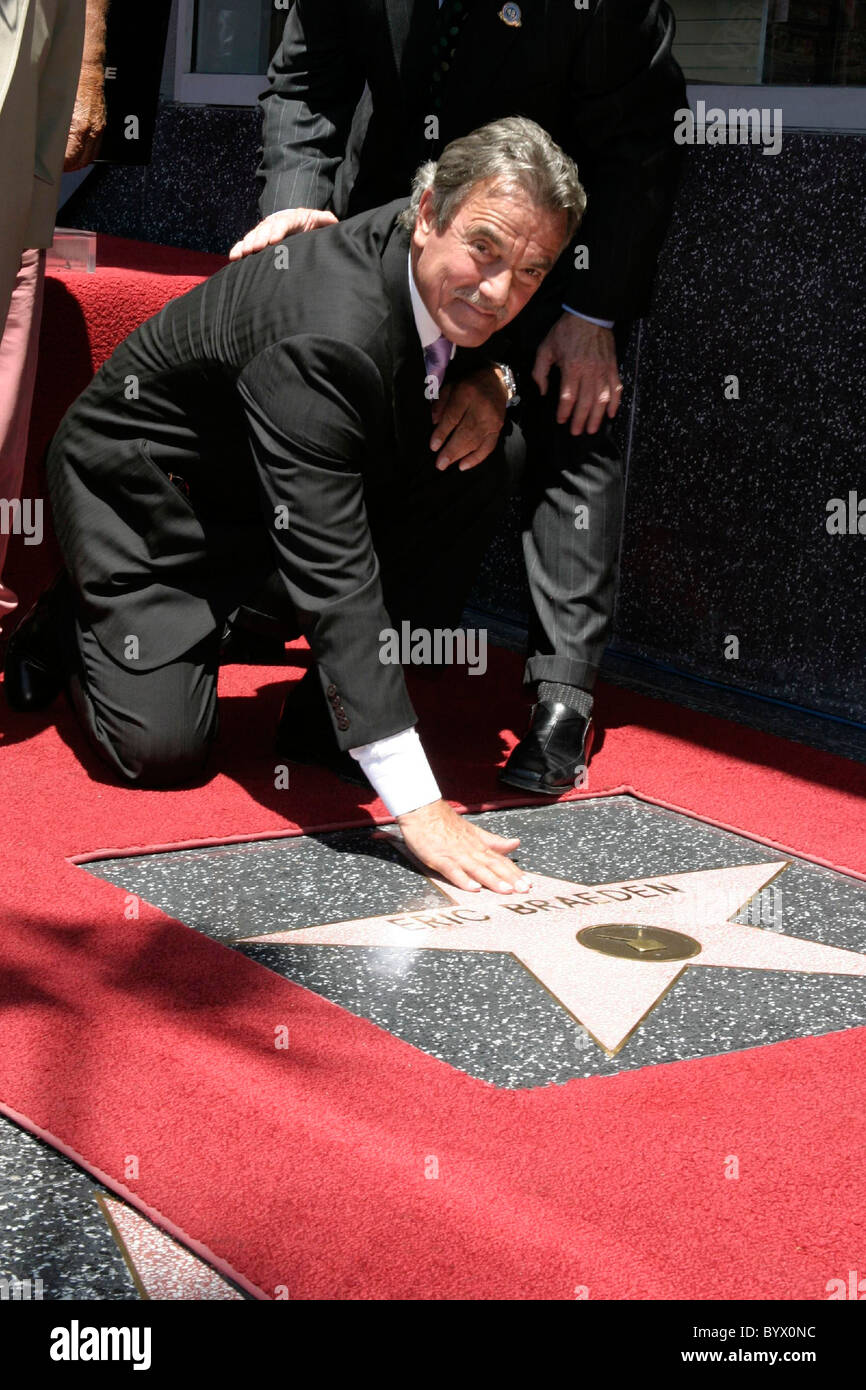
left=6, top=117, right=583, bottom=893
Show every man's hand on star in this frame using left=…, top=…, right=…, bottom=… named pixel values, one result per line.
left=229, top=208, right=339, bottom=261
left=396, top=799, right=530, bottom=894
left=430, top=365, right=508, bottom=471
left=532, top=313, right=622, bottom=436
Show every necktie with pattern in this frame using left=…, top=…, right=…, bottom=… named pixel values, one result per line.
left=424, top=334, right=453, bottom=394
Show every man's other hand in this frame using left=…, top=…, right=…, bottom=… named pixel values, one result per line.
left=532, top=313, right=622, bottom=436
left=396, top=800, right=531, bottom=894
left=430, top=366, right=508, bottom=471
left=229, top=209, right=339, bottom=260
left=64, top=65, right=107, bottom=171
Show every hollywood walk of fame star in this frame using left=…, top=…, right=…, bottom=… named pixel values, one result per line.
left=95, top=1195, right=242, bottom=1301
left=240, top=850, right=866, bottom=1056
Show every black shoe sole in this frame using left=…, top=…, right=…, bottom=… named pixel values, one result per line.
left=220, top=629, right=289, bottom=666
left=2, top=667, right=65, bottom=713
left=497, top=766, right=574, bottom=796
left=275, top=670, right=372, bottom=790
left=279, top=752, right=370, bottom=789
left=275, top=734, right=370, bottom=789
left=2, top=572, right=75, bottom=711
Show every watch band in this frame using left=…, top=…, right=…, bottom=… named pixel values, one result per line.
left=492, top=361, right=518, bottom=407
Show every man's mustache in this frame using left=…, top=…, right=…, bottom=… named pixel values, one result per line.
left=453, top=288, right=508, bottom=320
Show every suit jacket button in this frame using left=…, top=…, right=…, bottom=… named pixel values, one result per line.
left=337, top=716, right=350, bottom=730
left=326, top=684, right=338, bottom=698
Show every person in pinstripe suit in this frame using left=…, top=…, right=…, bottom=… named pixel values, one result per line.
left=231, top=0, right=686, bottom=794
left=7, top=120, right=590, bottom=887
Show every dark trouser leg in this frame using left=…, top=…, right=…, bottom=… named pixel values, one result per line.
left=66, top=621, right=222, bottom=787
left=520, top=393, right=624, bottom=694
left=369, top=428, right=525, bottom=632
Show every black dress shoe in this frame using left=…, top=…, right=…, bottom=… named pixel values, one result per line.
left=275, top=670, right=371, bottom=789
left=220, top=576, right=302, bottom=664
left=219, top=619, right=289, bottom=666
left=3, top=572, right=76, bottom=712
left=498, top=701, right=594, bottom=796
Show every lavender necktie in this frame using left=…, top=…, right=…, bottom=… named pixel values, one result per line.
left=424, top=333, right=452, bottom=393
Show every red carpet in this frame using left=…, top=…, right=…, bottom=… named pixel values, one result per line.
left=3, top=236, right=226, bottom=626
left=2, top=235, right=865, bottom=1298
left=1, top=648, right=865, bottom=1299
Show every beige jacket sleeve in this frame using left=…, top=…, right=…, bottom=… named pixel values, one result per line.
left=0, top=0, right=86, bottom=329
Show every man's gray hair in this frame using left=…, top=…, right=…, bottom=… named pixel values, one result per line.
left=398, top=116, right=586, bottom=241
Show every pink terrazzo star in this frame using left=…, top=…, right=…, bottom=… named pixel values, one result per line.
left=240, top=854, right=866, bottom=1056
left=97, top=1195, right=243, bottom=1300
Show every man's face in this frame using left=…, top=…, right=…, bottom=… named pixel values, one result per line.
left=411, top=179, right=567, bottom=347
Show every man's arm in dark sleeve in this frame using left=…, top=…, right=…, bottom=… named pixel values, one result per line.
left=564, top=0, right=687, bottom=323
left=256, top=0, right=365, bottom=218
left=237, top=335, right=416, bottom=749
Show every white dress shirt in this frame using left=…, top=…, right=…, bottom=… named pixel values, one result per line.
left=407, top=250, right=457, bottom=359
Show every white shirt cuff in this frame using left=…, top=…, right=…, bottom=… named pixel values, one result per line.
left=561, top=304, right=615, bottom=329
left=350, top=727, right=441, bottom=818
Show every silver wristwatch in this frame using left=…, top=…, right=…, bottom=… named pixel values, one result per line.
left=492, top=361, right=519, bottom=407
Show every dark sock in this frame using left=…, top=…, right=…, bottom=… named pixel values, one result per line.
left=537, top=681, right=593, bottom=719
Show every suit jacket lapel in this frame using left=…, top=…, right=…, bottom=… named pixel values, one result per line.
left=380, top=217, right=433, bottom=469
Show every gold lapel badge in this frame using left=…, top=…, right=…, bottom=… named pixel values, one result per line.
left=498, top=3, right=522, bottom=27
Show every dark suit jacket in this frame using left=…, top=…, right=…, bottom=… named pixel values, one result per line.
left=47, top=202, right=462, bottom=749
left=257, top=0, right=686, bottom=323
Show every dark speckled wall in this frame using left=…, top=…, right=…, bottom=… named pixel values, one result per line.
left=61, top=107, right=866, bottom=725
left=62, top=103, right=263, bottom=256
left=616, top=134, right=866, bottom=727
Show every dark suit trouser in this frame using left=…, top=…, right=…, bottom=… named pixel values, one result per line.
left=518, top=388, right=624, bottom=694
left=500, top=284, right=628, bottom=696
left=67, top=624, right=222, bottom=787
left=62, top=433, right=523, bottom=787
